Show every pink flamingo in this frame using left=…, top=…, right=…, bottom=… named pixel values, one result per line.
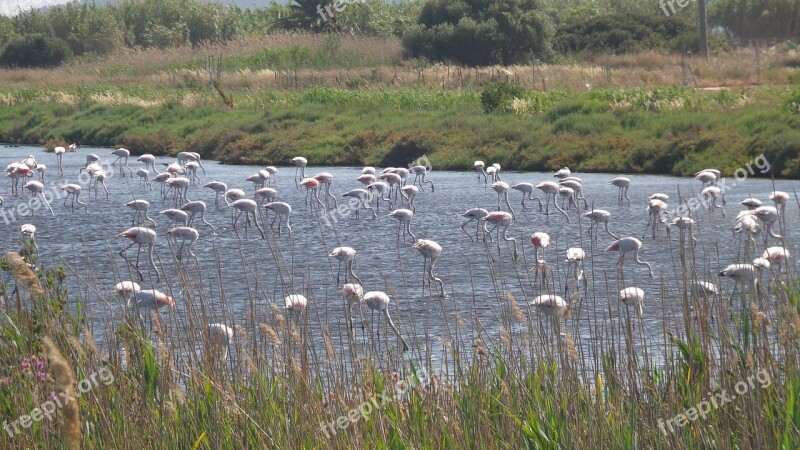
left=363, top=291, right=409, bottom=352
left=413, top=239, right=445, bottom=297
left=609, top=177, right=631, bottom=206
left=229, top=199, right=265, bottom=238
left=388, top=209, right=416, bottom=242
left=461, top=208, right=489, bottom=242
left=180, top=200, right=216, bottom=233
left=481, top=211, right=517, bottom=261
left=329, top=247, right=361, bottom=285
left=264, top=202, right=292, bottom=236
left=292, top=156, right=307, bottom=185
left=342, top=189, right=376, bottom=219
left=605, top=237, right=654, bottom=278
left=118, top=227, right=159, bottom=281
left=511, top=182, right=543, bottom=212
left=536, top=181, right=570, bottom=221
left=60, top=184, right=87, bottom=212
left=111, top=148, right=133, bottom=177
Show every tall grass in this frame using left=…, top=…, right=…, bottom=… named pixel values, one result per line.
left=0, top=197, right=798, bottom=448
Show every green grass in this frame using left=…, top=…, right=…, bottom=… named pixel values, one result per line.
left=2, top=85, right=798, bottom=177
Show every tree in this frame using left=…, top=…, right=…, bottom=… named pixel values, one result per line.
left=402, top=0, right=554, bottom=66
left=0, top=34, right=73, bottom=68
left=273, top=0, right=343, bottom=33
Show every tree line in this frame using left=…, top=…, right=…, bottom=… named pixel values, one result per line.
left=0, top=0, right=797, bottom=68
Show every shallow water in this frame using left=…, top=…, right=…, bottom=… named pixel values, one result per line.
left=1, top=145, right=797, bottom=376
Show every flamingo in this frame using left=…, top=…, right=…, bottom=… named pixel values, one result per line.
left=114, top=281, right=141, bottom=307
left=164, top=162, right=185, bottom=176
left=132, top=289, right=174, bottom=326
left=117, top=227, right=159, bottom=281
left=740, top=198, right=762, bottom=210
left=769, top=191, right=789, bottom=222
left=510, top=183, right=543, bottom=212
left=609, top=177, right=631, bottom=206
left=619, top=287, right=644, bottom=318
left=299, top=177, right=324, bottom=211
left=292, top=156, right=308, bottom=185
left=762, top=247, right=790, bottom=274
left=491, top=163, right=502, bottom=181
left=204, top=181, right=228, bottom=206
left=246, top=173, right=265, bottom=191
left=137, top=154, right=158, bottom=173
left=159, top=209, right=189, bottom=227
left=342, top=189, right=377, bottom=219
left=669, top=216, right=696, bottom=245
left=180, top=201, right=216, bottom=233
left=694, top=170, right=718, bottom=188
left=284, top=294, right=308, bottom=324
left=164, top=177, right=190, bottom=205
left=166, top=226, right=200, bottom=261
left=379, top=172, right=402, bottom=201
left=648, top=193, right=669, bottom=202
left=255, top=187, right=278, bottom=209
left=20, top=224, right=37, bottom=252
left=536, top=182, right=570, bottom=221
left=491, top=181, right=516, bottom=219
left=126, top=200, right=157, bottom=227
left=343, top=283, right=366, bottom=338
left=558, top=186, right=578, bottom=210
left=329, top=247, right=362, bottom=285
left=363, top=291, right=409, bottom=352
left=481, top=211, right=517, bottom=261
left=229, top=199, right=265, bottom=238
left=35, top=164, right=46, bottom=181
left=392, top=167, right=410, bottom=187
left=754, top=206, right=782, bottom=244
left=559, top=179, right=588, bottom=209
left=80, top=154, right=100, bottom=174
left=401, top=185, right=419, bottom=211
left=583, top=209, right=618, bottom=246
left=554, top=167, right=570, bottom=179
left=367, top=181, right=392, bottom=211
left=643, top=199, right=669, bottom=239
left=313, top=172, right=338, bottom=209
left=153, top=172, right=172, bottom=197
left=177, top=152, right=206, bottom=174
left=461, top=208, right=489, bottom=242
left=21, top=155, right=37, bottom=169
left=54, top=146, right=66, bottom=175
left=412, top=239, right=445, bottom=297
left=388, top=209, right=416, bottom=242
left=361, top=167, right=376, bottom=175
left=718, top=263, right=764, bottom=300
left=67, top=143, right=77, bottom=152
left=136, top=168, right=152, bottom=190
left=264, top=202, right=292, bottom=236
left=565, top=247, right=585, bottom=283
left=530, top=295, right=568, bottom=318
left=356, top=174, right=377, bottom=187
left=223, top=188, right=246, bottom=206
left=111, top=148, right=133, bottom=177
left=410, top=165, right=435, bottom=191
left=701, top=186, right=726, bottom=217
left=605, top=237, right=654, bottom=278
left=264, top=166, right=278, bottom=186
left=60, top=184, right=87, bottom=212
left=734, top=214, right=760, bottom=250
left=530, top=232, right=551, bottom=284
left=474, top=160, right=487, bottom=184
left=206, top=323, right=234, bottom=364
left=23, top=180, right=54, bottom=216
left=92, top=170, right=109, bottom=200
left=185, top=161, right=201, bottom=184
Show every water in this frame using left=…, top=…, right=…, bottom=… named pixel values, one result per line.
left=1, top=145, right=797, bottom=377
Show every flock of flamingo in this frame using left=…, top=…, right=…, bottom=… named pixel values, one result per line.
left=1, top=146, right=794, bottom=358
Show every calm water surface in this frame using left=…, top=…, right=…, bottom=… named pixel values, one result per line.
left=1, top=146, right=796, bottom=375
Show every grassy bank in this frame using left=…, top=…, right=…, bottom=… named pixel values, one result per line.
left=1, top=85, right=799, bottom=177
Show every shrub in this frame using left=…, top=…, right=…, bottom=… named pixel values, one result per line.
left=481, top=82, right=527, bottom=113
left=0, top=34, right=72, bottom=68
left=554, top=12, right=693, bottom=54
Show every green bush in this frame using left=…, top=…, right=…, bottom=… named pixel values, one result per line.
left=0, top=34, right=73, bottom=68
left=402, top=0, right=554, bottom=66
left=480, top=82, right=527, bottom=113
left=553, top=12, right=693, bottom=54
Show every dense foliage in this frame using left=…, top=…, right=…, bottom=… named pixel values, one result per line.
left=0, top=33, right=72, bottom=68
left=553, top=11, right=695, bottom=54
left=401, top=0, right=554, bottom=65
